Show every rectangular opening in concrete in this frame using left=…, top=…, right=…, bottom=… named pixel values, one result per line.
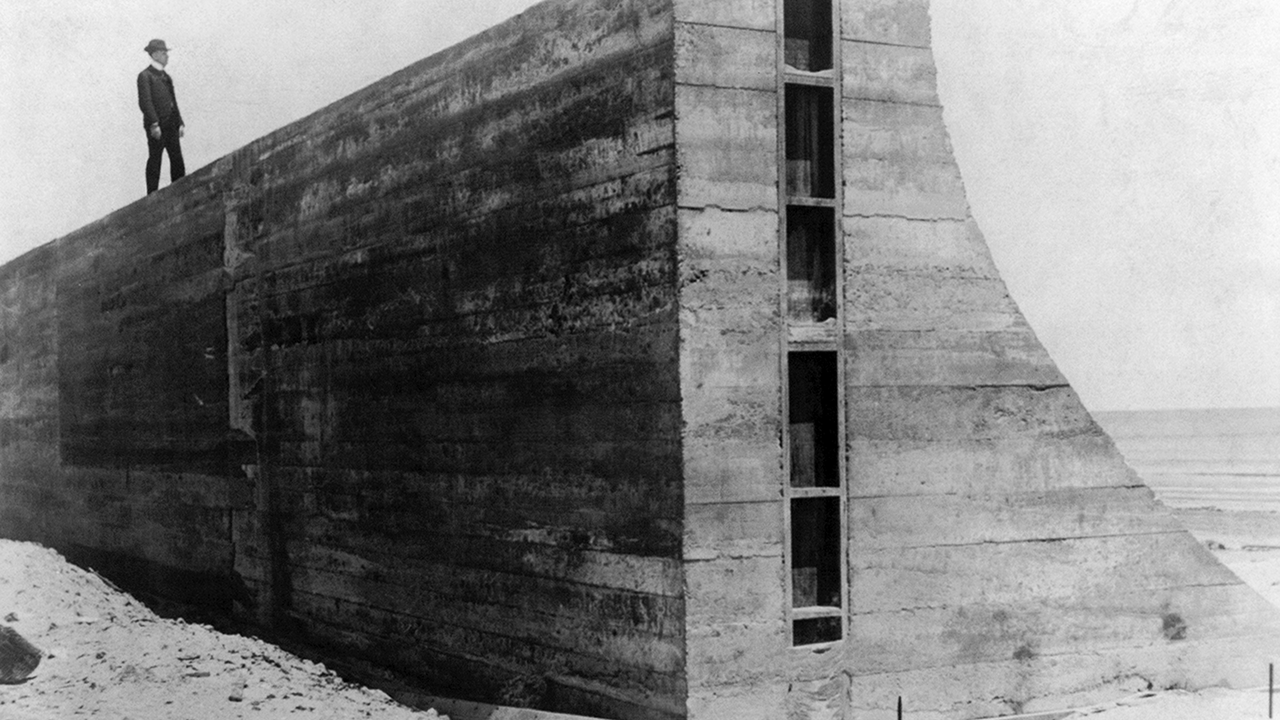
left=791, top=496, right=842, bottom=644
left=784, top=0, right=833, bottom=72
left=785, top=84, right=835, bottom=198
left=778, top=83, right=839, bottom=197
left=786, top=206, right=837, bottom=323
left=793, top=615, right=842, bottom=647
left=788, top=351, right=839, bottom=487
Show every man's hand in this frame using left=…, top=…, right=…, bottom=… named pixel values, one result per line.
left=149, top=125, right=161, bottom=140
left=179, top=125, right=185, bottom=139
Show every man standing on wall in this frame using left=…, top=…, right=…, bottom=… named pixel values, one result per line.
left=137, top=39, right=186, bottom=195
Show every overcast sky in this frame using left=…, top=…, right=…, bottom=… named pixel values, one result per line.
left=1, top=1, right=1277, bottom=412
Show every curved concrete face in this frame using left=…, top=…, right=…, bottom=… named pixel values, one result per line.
left=675, top=0, right=1280, bottom=718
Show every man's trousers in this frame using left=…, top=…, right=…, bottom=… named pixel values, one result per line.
left=145, top=119, right=186, bottom=195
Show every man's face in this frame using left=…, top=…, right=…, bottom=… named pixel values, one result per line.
left=151, top=49, right=169, bottom=67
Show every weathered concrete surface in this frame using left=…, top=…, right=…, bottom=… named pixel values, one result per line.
left=673, top=5, right=787, bottom=720
left=221, top=0, right=687, bottom=717
left=672, top=1, right=1280, bottom=719
left=55, top=164, right=244, bottom=610
left=0, top=245, right=60, bottom=545
left=833, top=9, right=1280, bottom=708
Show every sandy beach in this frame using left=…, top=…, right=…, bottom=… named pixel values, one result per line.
left=1098, top=407, right=1280, bottom=612
left=0, top=541, right=440, bottom=719
left=1075, top=408, right=1280, bottom=719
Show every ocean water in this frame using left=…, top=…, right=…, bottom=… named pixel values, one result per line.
left=1093, top=407, right=1280, bottom=513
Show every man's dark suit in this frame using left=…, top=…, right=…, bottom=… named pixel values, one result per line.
left=137, top=65, right=186, bottom=194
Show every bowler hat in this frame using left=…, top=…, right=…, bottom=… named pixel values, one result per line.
left=144, top=39, right=171, bottom=54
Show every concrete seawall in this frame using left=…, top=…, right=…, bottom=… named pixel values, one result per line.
left=2, top=0, right=1279, bottom=718
left=3, top=1, right=685, bottom=717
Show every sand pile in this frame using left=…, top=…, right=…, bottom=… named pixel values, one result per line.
left=0, top=540, right=439, bottom=719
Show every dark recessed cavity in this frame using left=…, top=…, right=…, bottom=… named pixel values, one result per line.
left=786, top=206, right=837, bottom=323
left=789, top=352, right=840, bottom=488
left=791, top=496, right=842, bottom=613
left=793, top=615, right=842, bottom=646
left=784, top=0, right=833, bottom=72
left=785, top=85, right=835, bottom=198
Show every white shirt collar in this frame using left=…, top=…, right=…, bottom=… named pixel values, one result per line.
left=150, top=59, right=166, bottom=72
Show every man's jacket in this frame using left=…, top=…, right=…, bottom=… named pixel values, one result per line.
left=137, top=66, right=183, bottom=130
